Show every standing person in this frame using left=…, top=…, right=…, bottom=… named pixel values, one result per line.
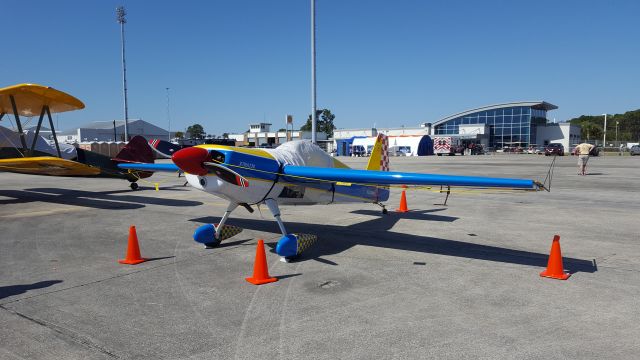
left=575, top=142, right=595, bottom=175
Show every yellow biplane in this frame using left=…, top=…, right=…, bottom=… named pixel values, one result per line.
left=0, top=83, right=155, bottom=189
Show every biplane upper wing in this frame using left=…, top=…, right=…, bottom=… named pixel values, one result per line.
left=281, top=165, right=540, bottom=190
left=0, top=83, right=85, bottom=116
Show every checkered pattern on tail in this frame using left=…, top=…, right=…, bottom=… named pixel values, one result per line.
left=379, top=134, right=389, bottom=171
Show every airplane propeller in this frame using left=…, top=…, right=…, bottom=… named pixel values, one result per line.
left=204, top=162, right=249, bottom=187
left=172, top=147, right=249, bottom=187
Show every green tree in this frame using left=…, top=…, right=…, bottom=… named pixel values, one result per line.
left=174, top=131, right=184, bottom=139
left=300, top=109, right=336, bottom=137
left=581, top=122, right=602, bottom=141
left=186, top=124, right=206, bottom=139
left=569, top=110, right=640, bottom=142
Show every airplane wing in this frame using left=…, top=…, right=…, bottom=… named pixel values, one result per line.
left=0, top=157, right=101, bottom=176
left=118, top=163, right=180, bottom=172
left=281, top=165, right=539, bottom=190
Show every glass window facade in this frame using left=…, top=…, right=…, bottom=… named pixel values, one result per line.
left=434, top=106, right=548, bottom=148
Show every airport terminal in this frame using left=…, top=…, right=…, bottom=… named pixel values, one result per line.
left=333, top=101, right=581, bottom=156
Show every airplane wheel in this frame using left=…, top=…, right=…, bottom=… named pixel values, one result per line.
left=382, top=208, right=388, bottom=214
left=130, top=182, right=139, bottom=190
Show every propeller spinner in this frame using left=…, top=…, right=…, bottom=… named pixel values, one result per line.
left=172, top=147, right=249, bottom=187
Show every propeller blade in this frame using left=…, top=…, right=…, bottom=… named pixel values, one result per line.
left=203, top=162, right=249, bottom=187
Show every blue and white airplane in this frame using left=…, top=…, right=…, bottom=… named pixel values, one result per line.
left=119, top=135, right=543, bottom=261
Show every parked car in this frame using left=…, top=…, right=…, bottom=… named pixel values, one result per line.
left=534, top=146, right=546, bottom=155
left=630, top=145, right=640, bottom=156
left=544, top=143, right=564, bottom=156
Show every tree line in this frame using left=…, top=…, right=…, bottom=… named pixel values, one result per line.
left=568, top=109, right=640, bottom=142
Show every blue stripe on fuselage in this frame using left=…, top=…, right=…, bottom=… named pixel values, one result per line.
left=212, top=149, right=279, bottom=182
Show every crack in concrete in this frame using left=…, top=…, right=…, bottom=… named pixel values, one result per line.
left=0, top=305, right=119, bottom=359
left=0, top=243, right=243, bottom=306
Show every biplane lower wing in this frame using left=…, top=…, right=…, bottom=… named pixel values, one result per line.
left=0, top=156, right=101, bottom=176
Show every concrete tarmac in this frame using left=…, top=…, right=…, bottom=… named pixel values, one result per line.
left=1, top=154, right=639, bottom=359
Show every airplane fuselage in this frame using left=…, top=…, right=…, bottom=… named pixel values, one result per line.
left=184, top=144, right=389, bottom=206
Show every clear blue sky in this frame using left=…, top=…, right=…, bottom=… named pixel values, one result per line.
left=3, top=0, right=638, bottom=135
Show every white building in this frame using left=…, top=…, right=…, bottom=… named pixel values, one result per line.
left=228, top=122, right=327, bottom=148
left=333, top=123, right=431, bottom=139
left=536, top=123, right=581, bottom=152
left=57, top=119, right=171, bottom=144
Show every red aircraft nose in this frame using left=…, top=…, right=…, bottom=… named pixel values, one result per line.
left=172, top=147, right=211, bottom=176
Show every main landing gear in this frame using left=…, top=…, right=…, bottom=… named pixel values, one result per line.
left=193, top=203, right=242, bottom=248
left=130, top=182, right=139, bottom=190
left=192, top=199, right=318, bottom=262
left=264, top=199, right=318, bottom=262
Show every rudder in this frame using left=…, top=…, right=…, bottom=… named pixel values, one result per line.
left=366, top=134, right=389, bottom=171
left=113, top=136, right=155, bottom=179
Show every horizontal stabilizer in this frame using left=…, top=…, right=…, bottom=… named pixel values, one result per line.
left=282, top=165, right=537, bottom=189
left=118, top=163, right=180, bottom=172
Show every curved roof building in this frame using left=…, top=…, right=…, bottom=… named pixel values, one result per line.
left=432, top=101, right=558, bottom=149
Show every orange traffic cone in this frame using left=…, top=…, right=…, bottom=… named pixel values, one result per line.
left=396, top=185, right=409, bottom=213
left=119, top=226, right=147, bottom=265
left=245, top=239, right=278, bottom=285
left=540, top=235, right=570, bottom=280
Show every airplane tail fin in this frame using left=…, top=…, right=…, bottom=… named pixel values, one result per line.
left=366, top=134, right=389, bottom=171
left=112, top=136, right=155, bottom=179
left=113, top=136, right=155, bottom=164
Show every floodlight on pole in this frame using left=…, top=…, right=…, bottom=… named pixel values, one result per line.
left=117, top=6, right=130, bottom=141
left=310, top=0, right=317, bottom=144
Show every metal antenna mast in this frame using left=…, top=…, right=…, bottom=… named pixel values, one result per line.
left=116, top=6, right=130, bottom=141
left=311, top=0, right=317, bottom=144
left=166, top=87, right=171, bottom=141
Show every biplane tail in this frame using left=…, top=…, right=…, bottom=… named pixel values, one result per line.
left=366, top=134, right=389, bottom=171
left=112, top=136, right=155, bottom=179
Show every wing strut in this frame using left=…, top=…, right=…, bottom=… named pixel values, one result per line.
left=28, top=106, right=47, bottom=156
left=45, top=106, right=62, bottom=158
left=9, top=95, right=28, bottom=152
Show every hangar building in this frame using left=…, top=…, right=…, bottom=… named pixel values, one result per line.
left=57, top=119, right=171, bottom=144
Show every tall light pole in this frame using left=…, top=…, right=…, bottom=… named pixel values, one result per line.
left=311, top=0, right=317, bottom=144
left=117, top=6, right=130, bottom=141
left=166, top=87, right=171, bottom=141
left=602, top=113, right=607, bottom=151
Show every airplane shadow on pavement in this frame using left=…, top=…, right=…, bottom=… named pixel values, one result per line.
left=191, top=208, right=597, bottom=275
left=0, top=280, right=63, bottom=300
left=0, top=187, right=203, bottom=210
